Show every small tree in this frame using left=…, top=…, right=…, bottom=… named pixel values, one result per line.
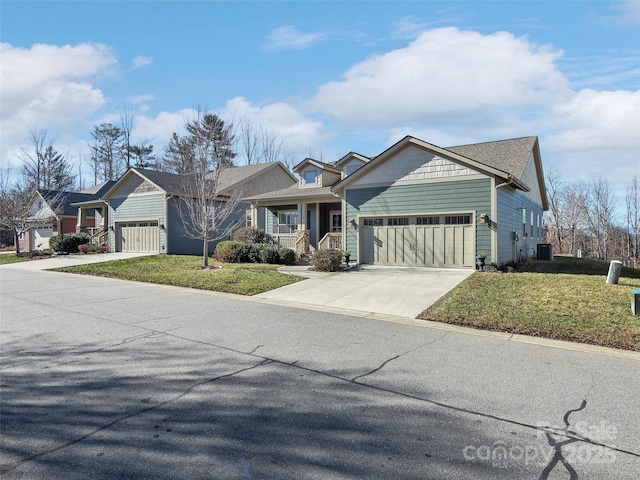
left=172, top=108, right=243, bottom=267
left=0, top=173, right=66, bottom=254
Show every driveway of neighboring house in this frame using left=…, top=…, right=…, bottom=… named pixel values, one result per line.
left=256, top=264, right=474, bottom=319
left=0, top=252, right=154, bottom=271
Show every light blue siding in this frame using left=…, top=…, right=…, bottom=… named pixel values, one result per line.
left=108, top=193, right=165, bottom=252
left=167, top=197, right=246, bottom=255
left=496, top=187, right=544, bottom=264
left=344, top=178, right=492, bottom=263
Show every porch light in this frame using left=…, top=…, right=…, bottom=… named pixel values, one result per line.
left=348, top=218, right=356, bottom=227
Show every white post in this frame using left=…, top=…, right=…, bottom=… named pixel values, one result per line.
left=606, top=260, right=623, bottom=284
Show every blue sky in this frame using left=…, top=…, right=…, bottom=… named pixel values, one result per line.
left=1, top=1, right=639, bottom=214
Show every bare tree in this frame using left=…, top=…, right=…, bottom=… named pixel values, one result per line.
left=0, top=169, right=66, bottom=254
left=119, top=104, right=136, bottom=170
left=583, top=178, right=617, bottom=261
left=173, top=108, right=243, bottom=267
left=544, top=169, right=563, bottom=253
left=236, top=118, right=294, bottom=169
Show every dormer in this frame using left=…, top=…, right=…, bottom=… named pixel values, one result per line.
left=334, top=152, right=371, bottom=179
left=293, top=158, right=342, bottom=188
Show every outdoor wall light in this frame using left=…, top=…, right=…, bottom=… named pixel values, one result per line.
left=348, top=218, right=356, bottom=227
left=109, top=226, right=114, bottom=231
left=160, top=224, right=165, bottom=230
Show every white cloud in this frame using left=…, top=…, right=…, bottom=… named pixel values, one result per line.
left=311, top=27, right=569, bottom=127
left=263, top=26, right=323, bottom=52
left=546, top=88, right=640, bottom=151
left=0, top=42, right=116, bottom=157
left=222, top=97, right=326, bottom=157
left=134, top=108, right=195, bottom=144
left=131, top=55, right=152, bottom=69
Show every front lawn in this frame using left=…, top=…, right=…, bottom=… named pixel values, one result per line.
left=0, top=254, right=29, bottom=265
left=419, top=257, right=640, bottom=351
left=52, top=255, right=304, bottom=295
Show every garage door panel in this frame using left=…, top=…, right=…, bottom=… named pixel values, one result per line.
left=362, top=215, right=474, bottom=269
left=117, top=222, right=159, bottom=253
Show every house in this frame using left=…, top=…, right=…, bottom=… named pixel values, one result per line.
left=19, top=181, right=115, bottom=252
left=74, top=162, right=296, bottom=254
left=246, top=135, right=548, bottom=268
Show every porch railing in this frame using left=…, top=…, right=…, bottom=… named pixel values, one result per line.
left=269, top=234, right=296, bottom=250
left=318, top=232, right=342, bottom=250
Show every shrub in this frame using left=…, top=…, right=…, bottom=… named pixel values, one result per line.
left=233, top=226, right=267, bottom=244
left=213, top=241, right=295, bottom=265
left=312, top=249, right=343, bottom=272
left=278, top=247, right=296, bottom=266
left=49, top=232, right=90, bottom=253
left=213, top=241, right=236, bottom=262
left=78, top=244, right=89, bottom=254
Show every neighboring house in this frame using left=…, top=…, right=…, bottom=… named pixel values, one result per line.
left=74, top=162, right=296, bottom=254
left=19, top=182, right=114, bottom=252
left=246, top=135, right=548, bottom=268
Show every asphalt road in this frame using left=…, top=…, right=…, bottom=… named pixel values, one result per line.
left=1, top=268, right=639, bottom=479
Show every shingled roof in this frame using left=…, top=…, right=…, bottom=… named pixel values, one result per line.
left=38, top=190, right=103, bottom=216
left=126, top=163, right=280, bottom=197
left=445, top=136, right=538, bottom=183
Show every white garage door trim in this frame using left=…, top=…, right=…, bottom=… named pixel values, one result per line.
left=116, top=221, right=159, bottom=253
left=360, top=214, right=475, bottom=268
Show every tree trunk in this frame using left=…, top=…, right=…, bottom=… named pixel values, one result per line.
left=202, top=237, right=209, bottom=267
left=13, top=230, right=21, bottom=254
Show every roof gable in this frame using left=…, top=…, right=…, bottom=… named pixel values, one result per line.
left=332, top=135, right=539, bottom=195
left=293, top=158, right=341, bottom=175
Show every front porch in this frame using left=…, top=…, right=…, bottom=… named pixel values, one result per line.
left=255, top=201, right=344, bottom=257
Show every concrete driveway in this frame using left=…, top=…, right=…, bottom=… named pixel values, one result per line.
left=257, top=264, right=474, bottom=319
left=1, top=252, right=153, bottom=271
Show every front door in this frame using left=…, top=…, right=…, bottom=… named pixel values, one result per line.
left=330, top=211, right=342, bottom=232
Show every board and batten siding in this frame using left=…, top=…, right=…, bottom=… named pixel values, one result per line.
left=496, top=186, right=544, bottom=264
left=344, top=178, right=493, bottom=263
left=108, top=192, right=166, bottom=252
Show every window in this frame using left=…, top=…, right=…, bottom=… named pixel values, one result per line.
left=304, top=170, right=317, bottom=186
left=363, top=218, right=383, bottom=226
left=387, top=217, right=409, bottom=226
left=276, top=210, right=298, bottom=234
left=347, top=165, right=359, bottom=175
left=245, top=209, right=252, bottom=227
left=445, top=215, right=471, bottom=225
left=417, top=216, right=440, bottom=225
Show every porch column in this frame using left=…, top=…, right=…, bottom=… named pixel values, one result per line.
left=250, top=204, right=259, bottom=228
left=298, top=202, right=306, bottom=231
left=76, top=208, right=83, bottom=232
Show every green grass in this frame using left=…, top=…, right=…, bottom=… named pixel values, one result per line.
left=419, top=256, right=640, bottom=351
left=51, top=255, right=304, bottom=295
left=0, top=254, right=29, bottom=265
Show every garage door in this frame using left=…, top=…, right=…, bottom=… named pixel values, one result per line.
left=361, top=215, right=474, bottom=268
left=116, top=221, right=159, bottom=252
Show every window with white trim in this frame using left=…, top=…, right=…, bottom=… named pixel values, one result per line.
left=387, top=217, right=409, bottom=226
left=275, top=210, right=298, bottom=234
left=363, top=218, right=383, bottom=226
left=445, top=215, right=471, bottom=225
left=303, top=170, right=317, bottom=186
